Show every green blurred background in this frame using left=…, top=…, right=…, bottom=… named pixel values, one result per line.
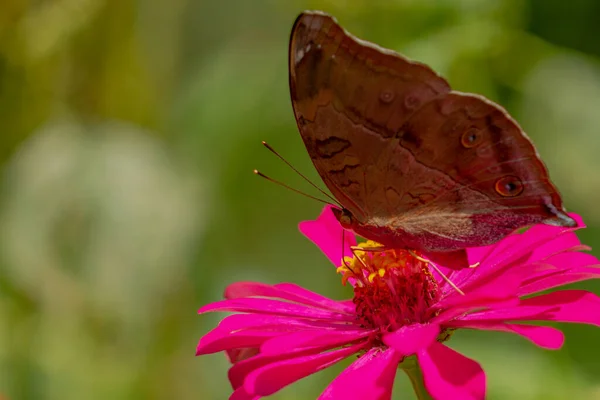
left=1, top=0, right=600, bottom=399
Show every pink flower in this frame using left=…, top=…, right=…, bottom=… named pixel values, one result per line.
left=197, top=205, right=600, bottom=399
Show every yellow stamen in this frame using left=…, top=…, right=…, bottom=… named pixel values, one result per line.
left=340, top=273, right=351, bottom=286
left=367, top=272, right=378, bottom=283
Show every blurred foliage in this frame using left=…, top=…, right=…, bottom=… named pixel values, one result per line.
left=0, top=0, right=599, bottom=399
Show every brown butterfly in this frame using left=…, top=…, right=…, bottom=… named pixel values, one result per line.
left=288, top=11, right=575, bottom=269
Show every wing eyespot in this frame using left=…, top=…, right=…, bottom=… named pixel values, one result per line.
left=379, top=89, right=395, bottom=104
left=460, top=128, right=483, bottom=148
left=404, top=95, right=421, bottom=110
left=495, top=176, right=524, bottom=197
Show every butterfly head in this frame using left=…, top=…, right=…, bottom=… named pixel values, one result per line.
left=331, top=207, right=356, bottom=230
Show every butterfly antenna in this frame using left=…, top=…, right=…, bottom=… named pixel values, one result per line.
left=254, top=170, right=332, bottom=205
left=261, top=141, right=342, bottom=207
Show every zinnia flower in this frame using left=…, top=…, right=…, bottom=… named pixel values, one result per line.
left=197, top=205, right=600, bottom=399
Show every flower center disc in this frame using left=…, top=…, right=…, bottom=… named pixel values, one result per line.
left=338, top=242, right=440, bottom=334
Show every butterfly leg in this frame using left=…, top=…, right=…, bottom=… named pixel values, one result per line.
left=423, top=249, right=472, bottom=270
left=350, top=247, right=370, bottom=270
left=409, top=250, right=478, bottom=270
left=350, top=245, right=386, bottom=252
left=407, top=250, right=432, bottom=264
left=408, top=250, right=465, bottom=296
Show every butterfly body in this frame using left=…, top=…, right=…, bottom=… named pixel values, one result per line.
left=289, top=11, right=575, bottom=267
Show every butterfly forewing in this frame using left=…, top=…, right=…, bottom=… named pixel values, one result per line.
left=289, top=11, right=451, bottom=222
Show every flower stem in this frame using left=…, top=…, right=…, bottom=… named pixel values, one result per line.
left=399, top=356, right=432, bottom=400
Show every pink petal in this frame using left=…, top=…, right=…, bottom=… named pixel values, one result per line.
left=230, top=386, right=260, bottom=400
left=261, top=329, right=372, bottom=356
left=299, top=205, right=356, bottom=266
left=198, top=298, right=355, bottom=321
left=523, top=251, right=598, bottom=282
left=528, top=232, right=582, bottom=262
left=434, top=298, right=520, bottom=325
left=439, top=262, right=494, bottom=298
left=437, top=266, right=524, bottom=310
left=229, top=346, right=337, bottom=389
left=197, top=329, right=279, bottom=356
left=198, top=313, right=360, bottom=356
left=460, top=261, right=550, bottom=294
left=472, top=234, right=526, bottom=271
left=383, top=323, right=440, bottom=355
left=466, top=243, right=496, bottom=266
left=517, top=251, right=600, bottom=296
left=507, top=324, right=565, bottom=349
left=229, top=352, right=291, bottom=390
left=418, top=342, right=485, bottom=400
left=519, top=290, right=600, bottom=325
left=450, top=254, right=526, bottom=293
left=457, top=303, right=561, bottom=323
left=461, top=290, right=600, bottom=326
left=245, top=343, right=366, bottom=396
left=319, top=348, right=401, bottom=400
left=543, top=251, right=599, bottom=270
left=446, top=321, right=565, bottom=349
left=224, top=282, right=353, bottom=313
left=275, top=283, right=356, bottom=312
left=213, top=314, right=355, bottom=334
left=519, top=267, right=600, bottom=297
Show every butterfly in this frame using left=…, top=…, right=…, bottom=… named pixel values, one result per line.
left=288, top=11, right=575, bottom=269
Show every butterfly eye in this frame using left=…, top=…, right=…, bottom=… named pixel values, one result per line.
left=339, top=213, right=352, bottom=227
left=461, top=128, right=482, bottom=148
left=495, top=176, right=524, bottom=197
